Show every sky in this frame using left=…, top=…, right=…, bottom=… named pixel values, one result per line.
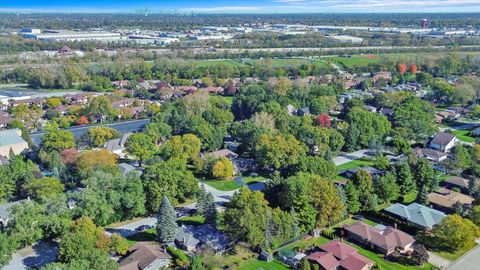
left=2, top=0, right=480, bottom=13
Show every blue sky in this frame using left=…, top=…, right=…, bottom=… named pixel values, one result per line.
left=2, top=0, right=480, bottom=13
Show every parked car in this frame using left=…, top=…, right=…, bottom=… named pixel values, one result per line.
left=352, top=215, right=365, bottom=220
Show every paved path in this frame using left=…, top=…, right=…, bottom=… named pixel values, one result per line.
left=4, top=241, right=58, bottom=270
left=333, top=149, right=369, bottom=166
left=447, top=241, right=480, bottom=270
left=428, top=251, right=452, bottom=269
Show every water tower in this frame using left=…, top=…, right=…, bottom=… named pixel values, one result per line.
left=421, top=19, right=427, bottom=28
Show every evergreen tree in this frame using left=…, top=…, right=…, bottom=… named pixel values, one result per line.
left=196, top=185, right=217, bottom=225
left=417, top=185, right=429, bottom=205
left=469, top=178, right=478, bottom=196
left=453, top=201, right=464, bottom=216
left=190, top=256, right=205, bottom=270
left=396, top=162, right=416, bottom=196
left=298, top=257, right=311, bottom=270
left=156, top=196, right=177, bottom=243
left=290, top=207, right=300, bottom=237
left=344, top=182, right=361, bottom=214
left=414, top=158, right=437, bottom=192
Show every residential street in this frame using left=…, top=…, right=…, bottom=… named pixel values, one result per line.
left=446, top=241, right=480, bottom=270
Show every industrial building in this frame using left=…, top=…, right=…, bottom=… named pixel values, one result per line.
left=20, top=29, right=124, bottom=42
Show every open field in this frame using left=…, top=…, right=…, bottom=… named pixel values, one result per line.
left=203, top=178, right=240, bottom=191
left=451, top=129, right=476, bottom=143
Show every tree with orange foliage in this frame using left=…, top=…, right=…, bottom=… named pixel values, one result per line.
left=410, top=64, right=418, bottom=74
left=76, top=149, right=118, bottom=177
left=61, top=148, right=79, bottom=165
left=396, top=63, right=407, bottom=75
left=77, top=115, right=89, bottom=126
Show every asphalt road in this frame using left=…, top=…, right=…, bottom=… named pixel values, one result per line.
left=4, top=241, right=58, bottom=270
left=446, top=241, right=480, bottom=270
left=30, top=118, right=151, bottom=145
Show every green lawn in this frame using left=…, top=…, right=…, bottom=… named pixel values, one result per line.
left=195, top=59, right=245, bottom=68
left=177, top=215, right=205, bottom=226
left=451, top=129, right=476, bottom=143
left=433, top=244, right=476, bottom=261
left=336, top=159, right=374, bottom=171
left=204, top=178, right=240, bottom=191
left=403, top=192, right=418, bottom=204
left=330, top=55, right=380, bottom=68
left=237, top=260, right=290, bottom=270
left=242, top=175, right=267, bottom=184
left=247, top=58, right=330, bottom=69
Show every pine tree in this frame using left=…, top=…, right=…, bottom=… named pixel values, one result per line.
left=345, top=182, right=361, bottom=214
left=469, top=178, right=478, bottom=196
left=290, top=207, right=300, bottom=237
left=156, top=195, right=177, bottom=243
left=453, top=201, right=464, bottom=216
left=417, top=185, right=429, bottom=205
left=298, top=257, right=311, bottom=270
left=190, top=256, right=205, bottom=270
left=196, top=185, right=217, bottom=225
left=396, top=162, right=415, bottom=196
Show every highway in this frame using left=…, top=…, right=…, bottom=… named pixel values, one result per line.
left=30, top=118, right=151, bottom=145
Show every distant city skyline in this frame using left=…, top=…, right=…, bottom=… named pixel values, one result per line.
left=2, top=0, right=480, bottom=13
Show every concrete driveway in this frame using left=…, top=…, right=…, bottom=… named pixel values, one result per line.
left=428, top=252, right=451, bottom=269
left=4, top=241, right=58, bottom=270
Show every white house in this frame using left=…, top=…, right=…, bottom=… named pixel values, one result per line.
left=429, top=132, right=457, bottom=153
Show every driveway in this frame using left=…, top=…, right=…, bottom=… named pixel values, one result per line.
left=447, top=241, right=480, bottom=270
left=4, top=241, right=58, bottom=270
left=428, top=252, right=451, bottom=269
left=333, top=149, right=370, bottom=166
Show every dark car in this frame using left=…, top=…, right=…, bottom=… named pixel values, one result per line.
left=352, top=215, right=365, bottom=220
left=135, top=225, right=150, bottom=231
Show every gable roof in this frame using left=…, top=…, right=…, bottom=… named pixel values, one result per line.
left=307, top=251, right=340, bottom=270
left=319, top=240, right=357, bottom=260
left=207, top=149, right=238, bottom=159
left=339, top=252, right=374, bottom=270
left=344, top=222, right=415, bottom=250
left=0, top=129, right=26, bottom=147
left=175, top=224, right=230, bottom=252
left=430, top=132, right=456, bottom=146
left=384, top=203, right=446, bottom=229
left=443, top=176, right=471, bottom=189
left=119, top=242, right=171, bottom=270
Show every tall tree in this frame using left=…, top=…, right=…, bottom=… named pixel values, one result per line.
left=156, top=196, right=177, bottom=244
left=196, top=185, right=217, bottom=225
left=374, top=172, right=400, bottom=204
left=414, top=158, right=438, bottom=192
left=125, top=133, right=156, bottom=164
left=395, top=163, right=416, bottom=196
left=344, top=182, right=361, bottom=214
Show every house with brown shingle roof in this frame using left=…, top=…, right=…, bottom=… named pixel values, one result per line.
left=428, top=188, right=474, bottom=213
left=344, top=222, right=415, bottom=255
left=118, top=242, right=171, bottom=270
left=443, top=176, right=479, bottom=194
left=308, top=240, right=374, bottom=270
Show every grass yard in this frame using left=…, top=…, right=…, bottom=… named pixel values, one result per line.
left=242, top=175, right=267, bottom=184
left=432, top=244, right=477, bottom=261
left=451, top=129, right=476, bottom=143
left=125, top=228, right=157, bottom=245
left=403, top=191, right=418, bottom=204
left=247, top=58, right=330, bottom=69
left=204, top=178, right=240, bottom=191
left=336, top=158, right=374, bottom=171
left=177, top=215, right=205, bottom=226
left=237, top=260, right=290, bottom=270
left=195, top=59, right=245, bottom=68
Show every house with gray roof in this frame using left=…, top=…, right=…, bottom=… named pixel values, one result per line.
left=384, top=203, right=446, bottom=230
left=104, top=132, right=132, bottom=158
left=0, top=128, right=28, bottom=157
left=118, top=242, right=171, bottom=270
left=175, top=224, right=231, bottom=254
left=0, top=200, right=24, bottom=231
left=118, top=163, right=142, bottom=177
left=429, top=132, right=457, bottom=153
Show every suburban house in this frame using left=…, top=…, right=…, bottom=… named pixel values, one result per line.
left=384, top=203, right=446, bottom=230
left=414, top=148, right=448, bottom=162
left=344, top=222, right=415, bottom=255
left=207, top=149, right=239, bottom=159
left=428, top=188, right=474, bottom=213
left=118, top=242, right=171, bottom=270
left=307, top=240, right=374, bottom=270
left=343, top=166, right=384, bottom=179
left=175, top=224, right=231, bottom=254
left=0, top=200, right=23, bottom=231
left=0, top=128, right=29, bottom=157
left=118, top=163, right=142, bottom=177
left=429, top=132, right=457, bottom=153
left=104, top=132, right=132, bottom=158
left=443, top=176, right=479, bottom=194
